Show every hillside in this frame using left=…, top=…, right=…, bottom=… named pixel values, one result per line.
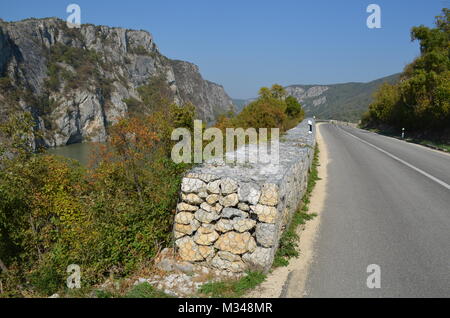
left=0, top=18, right=234, bottom=147
left=285, top=74, right=400, bottom=122
left=232, top=74, right=400, bottom=123
left=231, top=98, right=249, bottom=113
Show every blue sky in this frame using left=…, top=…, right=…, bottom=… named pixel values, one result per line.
left=0, top=0, right=447, bottom=98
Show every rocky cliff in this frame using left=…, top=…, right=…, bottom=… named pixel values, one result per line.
left=0, top=18, right=234, bottom=147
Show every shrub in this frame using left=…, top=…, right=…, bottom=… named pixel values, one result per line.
left=0, top=101, right=194, bottom=294
left=28, top=264, right=63, bottom=296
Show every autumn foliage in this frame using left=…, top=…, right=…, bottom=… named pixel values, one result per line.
left=0, top=97, right=193, bottom=296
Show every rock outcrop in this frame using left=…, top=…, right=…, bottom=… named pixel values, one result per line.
left=173, top=119, right=316, bottom=273
left=0, top=18, right=234, bottom=147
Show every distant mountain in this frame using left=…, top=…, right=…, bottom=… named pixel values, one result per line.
left=233, top=74, right=400, bottom=122
left=285, top=74, right=400, bottom=122
left=231, top=99, right=250, bottom=113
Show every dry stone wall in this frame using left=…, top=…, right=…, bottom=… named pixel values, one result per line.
left=173, top=119, right=316, bottom=273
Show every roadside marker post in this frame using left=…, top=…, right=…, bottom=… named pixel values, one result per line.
left=308, top=120, right=313, bottom=134
left=402, top=128, right=405, bottom=139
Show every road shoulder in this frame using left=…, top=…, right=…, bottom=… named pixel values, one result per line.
left=246, top=124, right=329, bottom=298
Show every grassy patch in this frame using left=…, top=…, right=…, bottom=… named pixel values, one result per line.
left=93, top=289, right=115, bottom=298
left=198, top=271, right=266, bottom=298
left=273, top=143, right=320, bottom=268
left=416, top=140, right=450, bottom=152
left=124, top=282, right=173, bottom=298
left=365, top=128, right=450, bottom=153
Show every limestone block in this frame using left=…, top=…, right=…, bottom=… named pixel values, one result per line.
left=200, top=202, right=222, bottom=214
left=233, top=218, right=257, bottom=233
left=198, top=191, right=208, bottom=199
left=175, top=237, right=204, bottom=262
left=198, top=245, right=215, bottom=259
left=215, top=219, right=235, bottom=233
left=174, top=219, right=200, bottom=235
left=206, top=194, right=220, bottom=205
left=181, top=178, right=207, bottom=193
left=253, top=204, right=278, bottom=223
left=255, top=223, right=277, bottom=247
left=211, top=254, right=247, bottom=273
left=238, top=183, right=261, bottom=205
left=242, top=247, right=273, bottom=272
left=181, top=193, right=203, bottom=205
left=220, top=177, right=238, bottom=194
left=174, top=231, right=186, bottom=239
left=194, top=209, right=220, bottom=224
left=194, top=226, right=220, bottom=246
left=221, top=208, right=249, bottom=219
left=219, top=193, right=239, bottom=208
left=238, top=203, right=250, bottom=211
left=174, top=212, right=194, bottom=225
left=177, top=203, right=198, bottom=212
left=207, top=179, right=221, bottom=194
left=259, top=183, right=279, bottom=206
left=214, top=232, right=256, bottom=255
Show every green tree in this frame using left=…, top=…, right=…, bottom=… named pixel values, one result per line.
left=217, top=84, right=304, bottom=133
left=285, top=96, right=304, bottom=118
left=362, top=8, right=450, bottom=133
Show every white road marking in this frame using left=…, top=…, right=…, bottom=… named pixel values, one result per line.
left=338, top=126, right=450, bottom=191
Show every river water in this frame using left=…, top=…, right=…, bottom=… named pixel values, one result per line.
left=47, top=142, right=97, bottom=166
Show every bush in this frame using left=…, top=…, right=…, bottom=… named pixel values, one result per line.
left=0, top=98, right=194, bottom=295
left=28, top=264, right=63, bottom=296
left=285, top=96, right=304, bottom=118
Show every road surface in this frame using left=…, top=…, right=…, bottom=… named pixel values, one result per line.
left=303, top=123, right=450, bottom=297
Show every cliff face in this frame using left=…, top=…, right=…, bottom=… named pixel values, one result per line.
left=170, top=60, right=234, bottom=123
left=0, top=18, right=234, bottom=147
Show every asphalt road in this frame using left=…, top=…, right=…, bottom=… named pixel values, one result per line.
left=304, top=123, right=450, bottom=297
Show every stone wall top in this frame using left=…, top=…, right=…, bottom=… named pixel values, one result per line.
left=189, top=119, right=316, bottom=185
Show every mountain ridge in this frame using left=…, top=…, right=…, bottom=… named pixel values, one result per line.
left=233, top=73, right=400, bottom=122
left=0, top=17, right=234, bottom=147
left=286, top=73, right=401, bottom=122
